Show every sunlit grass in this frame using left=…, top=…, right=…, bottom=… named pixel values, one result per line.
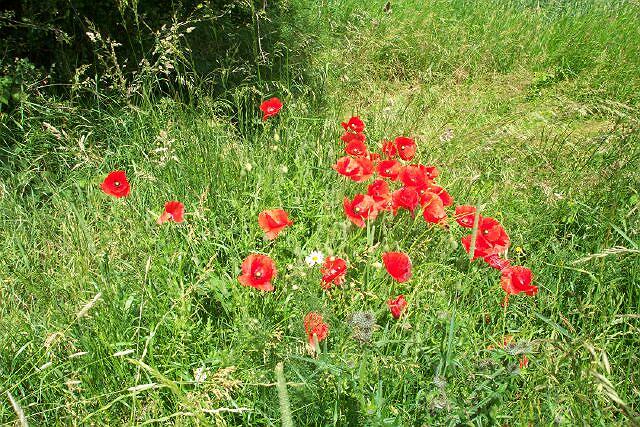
left=1, top=0, right=639, bottom=425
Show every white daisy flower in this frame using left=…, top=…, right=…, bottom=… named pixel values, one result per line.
left=305, top=251, right=325, bottom=267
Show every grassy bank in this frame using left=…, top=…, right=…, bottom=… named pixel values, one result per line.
left=1, top=0, right=639, bottom=425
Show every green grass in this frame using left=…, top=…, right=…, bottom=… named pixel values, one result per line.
left=1, top=0, right=640, bottom=425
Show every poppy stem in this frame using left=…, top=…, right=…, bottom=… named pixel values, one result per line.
left=312, top=333, right=320, bottom=356
left=468, top=203, right=483, bottom=262
left=502, top=294, right=509, bottom=334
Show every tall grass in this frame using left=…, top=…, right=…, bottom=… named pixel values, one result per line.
left=1, top=0, right=639, bottom=425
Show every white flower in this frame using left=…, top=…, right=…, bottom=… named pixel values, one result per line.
left=305, top=251, right=325, bottom=267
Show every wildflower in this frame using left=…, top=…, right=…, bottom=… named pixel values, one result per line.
left=381, top=140, right=397, bottom=158
left=259, top=97, right=283, bottom=120
left=238, top=254, right=277, bottom=291
left=500, top=266, right=537, bottom=297
left=483, top=254, right=511, bottom=271
left=395, top=137, right=416, bottom=161
left=455, top=205, right=478, bottom=228
left=333, top=156, right=374, bottom=182
left=304, top=312, right=329, bottom=345
left=341, top=116, right=365, bottom=133
left=343, top=194, right=378, bottom=227
left=341, top=131, right=366, bottom=145
left=320, top=256, right=347, bottom=289
left=345, top=139, right=368, bottom=157
left=157, top=201, right=185, bottom=224
left=258, top=209, right=293, bottom=240
left=244, top=163, right=253, bottom=172
left=382, top=252, right=412, bottom=282
left=101, top=170, right=130, bottom=198
left=305, top=250, right=325, bottom=267
left=387, top=295, right=408, bottom=319
left=421, top=191, right=447, bottom=224
left=367, top=152, right=381, bottom=162
left=280, top=165, right=288, bottom=174
left=427, top=184, right=453, bottom=206
left=367, top=179, right=392, bottom=211
left=392, top=187, right=420, bottom=214
left=461, top=233, right=495, bottom=260
left=479, top=217, right=510, bottom=251
left=399, top=164, right=431, bottom=189
left=376, top=159, right=402, bottom=181
left=421, top=165, right=439, bottom=180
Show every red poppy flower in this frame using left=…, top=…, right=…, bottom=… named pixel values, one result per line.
left=101, top=170, right=130, bottom=198
left=395, top=137, right=417, bottom=161
left=238, top=254, right=277, bottom=291
left=367, top=152, right=381, bottom=162
left=157, top=201, right=185, bottom=224
left=381, top=140, right=397, bottom=158
left=483, top=253, right=511, bottom=271
left=345, top=139, right=368, bottom=157
left=258, top=209, right=293, bottom=240
left=259, top=97, right=283, bottom=120
left=343, top=194, right=378, bottom=227
left=392, top=187, right=420, bottom=213
left=333, top=156, right=374, bottom=182
left=421, top=191, right=447, bottom=224
left=427, top=185, right=453, bottom=206
left=382, top=252, right=412, bottom=282
left=461, top=233, right=496, bottom=260
left=455, top=205, right=478, bottom=228
left=367, top=179, right=390, bottom=199
left=341, top=116, right=365, bottom=133
left=304, top=312, right=329, bottom=345
left=422, top=165, right=439, bottom=180
left=367, top=179, right=393, bottom=211
left=398, top=164, right=431, bottom=189
left=387, top=295, right=408, bottom=319
left=320, top=256, right=347, bottom=289
left=500, top=266, right=537, bottom=296
left=519, top=355, right=529, bottom=369
left=341, top=131, right=366, bottom=145
left=479, top=217, right=510, bottom=250
left=377, top=159, right=402, bottom=181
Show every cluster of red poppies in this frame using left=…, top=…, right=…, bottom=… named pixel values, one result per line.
left=98, top=99, right=537, bottom=351
left=334, top=117, right=452, bottom=228
left=454, top=205, right=538, bottom=305
left=238, top=203, right=416, bottom=346
left=332, top=116, right=537, bottom=305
